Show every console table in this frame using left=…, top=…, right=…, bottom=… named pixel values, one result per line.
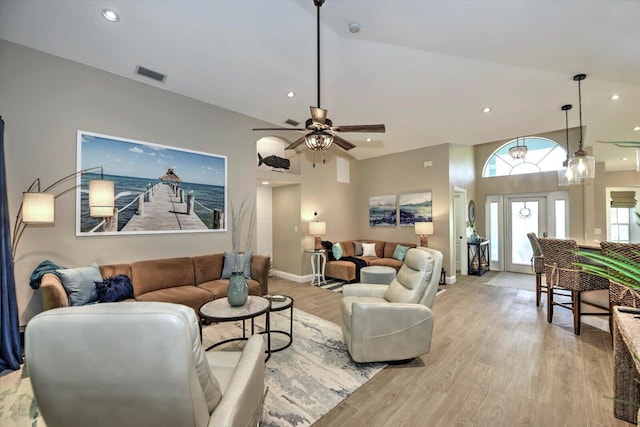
left=613, top=307, right=640, bottom=423
left=467, top=240, right=490, bottom=276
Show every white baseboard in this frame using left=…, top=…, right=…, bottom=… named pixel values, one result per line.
left=445, top=275, right=456, bottom=285
left=272, top=270, right=311, bottom=283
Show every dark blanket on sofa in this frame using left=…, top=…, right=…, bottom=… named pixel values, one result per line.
left=339, top=256, right=368, bottom=283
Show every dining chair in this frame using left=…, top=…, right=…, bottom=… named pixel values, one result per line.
left=600, top=241, right=640, bottom=309
left=526, top=232, right=545, bottom=306
left=537, top=238, right=611, bottom=335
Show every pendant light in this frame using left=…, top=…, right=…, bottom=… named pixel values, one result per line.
left=509, top=137, right=528, bottom=160
left=567, top=74, right=595, bottom=184
left=557, top=104, right=573, bottom=186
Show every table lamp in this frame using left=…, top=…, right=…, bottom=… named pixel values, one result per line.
left=414, top=221, right=434, bottom=247
left=309, top=221, right=326, bottom=250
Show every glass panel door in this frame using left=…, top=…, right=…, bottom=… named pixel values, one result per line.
left=507, top=197, right=546, bottom=273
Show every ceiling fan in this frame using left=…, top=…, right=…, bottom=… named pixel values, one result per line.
left=252, top=0, right=385, bottom=152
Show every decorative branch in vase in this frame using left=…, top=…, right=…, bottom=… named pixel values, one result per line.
left=227, top=196, right=256, bottom=307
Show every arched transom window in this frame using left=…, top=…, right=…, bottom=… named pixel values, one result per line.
left=482, top=136, right=567, bottom=177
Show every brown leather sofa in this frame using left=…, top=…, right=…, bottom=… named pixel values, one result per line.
left=325, top=240, right=417, bottom=282
left=40, top=253, right=270, bottom=315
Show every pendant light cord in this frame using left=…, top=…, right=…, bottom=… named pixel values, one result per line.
left=316, top=2, right=321, bottom=109
left=578, top=78, right=583, bottom=150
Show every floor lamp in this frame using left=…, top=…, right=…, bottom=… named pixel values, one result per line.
left=11, top=166, right=115, bottom=260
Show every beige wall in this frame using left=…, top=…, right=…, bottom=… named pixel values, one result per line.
left=1, top=41, right=273, bottom=323
left=272, top=184, right=301, bottom=275
left=356, top=143, right=452, bottom=273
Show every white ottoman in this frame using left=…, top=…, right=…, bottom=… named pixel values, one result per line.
left=360, top=266, right=397, bottom=284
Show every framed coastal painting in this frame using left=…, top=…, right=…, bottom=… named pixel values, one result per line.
left=76, top=130, right=227, bottom=236
left=398, top=191, right=432, bottom=226
left=369, top=194, right=396, bottom=227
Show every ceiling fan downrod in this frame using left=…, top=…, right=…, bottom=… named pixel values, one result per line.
left=314, top=0, right=324, bottom=109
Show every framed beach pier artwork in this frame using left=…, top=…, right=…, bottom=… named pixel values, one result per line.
left=369, top=195, right=397, bottom=227
left=398, top=191, right=432, bottom=226
left=76, top=130, right=227, bottom=236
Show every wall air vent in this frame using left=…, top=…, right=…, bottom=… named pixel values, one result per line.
left=284, top=119, right=300, bottom=127
left=135, top=65, right=167, bottom=83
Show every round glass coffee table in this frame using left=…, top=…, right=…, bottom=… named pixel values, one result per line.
left=199, top=295, right=272, bottom=360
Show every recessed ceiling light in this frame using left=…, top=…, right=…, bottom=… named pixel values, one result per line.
left=634, top=126, right=640, bottom=131
left=610, top=94, right=620, bottom=101
left=482, top=107, right=492, bottom=113
left=622, top=157, right=628, bottom=161
left=286, top=91, right=295, bottom=98
left=349, top=23, right=361, bottom=33
left=365, top=137, right=372, bottom=142
left=262, top=181, right=269, bottom=185
left=102, top=8, right=119, bottom=22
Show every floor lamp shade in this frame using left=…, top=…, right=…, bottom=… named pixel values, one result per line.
left=22, top=192, right=55, bottom=223
left=309, top=221, right=326, bottom=250
left=89, top=179, right=115, bottom=217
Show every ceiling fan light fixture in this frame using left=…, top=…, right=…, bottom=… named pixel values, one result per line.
left=305, top=131, right=333, bottom=151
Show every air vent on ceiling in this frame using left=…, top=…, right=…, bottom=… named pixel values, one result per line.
left=135, top=65, right=167, bottom=83
left=284, top=118, right=300, bottom=127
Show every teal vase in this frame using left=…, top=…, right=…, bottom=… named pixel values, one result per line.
left=469, top=231, right=480, bottom=244
left=227, top=271, right=249, bottom=307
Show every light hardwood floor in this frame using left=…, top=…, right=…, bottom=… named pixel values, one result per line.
left=268, top=271, right=633, bottom=426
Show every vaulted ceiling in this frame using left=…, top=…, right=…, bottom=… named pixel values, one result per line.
left=1, top=0, right=639, bottom=171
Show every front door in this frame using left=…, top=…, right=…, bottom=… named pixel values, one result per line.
left=507, top=196, right=547, bottom=274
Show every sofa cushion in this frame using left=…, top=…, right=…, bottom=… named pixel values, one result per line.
left=340, top=241, right=355, bottom=258
left=362, top=243, right=377, bottom=257
left=135, top=286, right=213, bottom=316
left=392, top=245, right=410, bottom=261
left=198, top=279, right=262, bottom=300
left=56, top=264, right=102, bottom=306
left=221, top=251, right=253, bottom=279
left=193, top=254, right=224, bottom=285
left=353, top=241, right=363, bottom=256
left=131, top=257, right=195, bottom=297
left=332, top=243, right=343, bottom=260
left=99, top=263, right=132, bottom=279
left=368, top=257, right=405, bottom=271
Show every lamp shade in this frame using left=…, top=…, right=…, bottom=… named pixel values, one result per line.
left=414, top=221, right=434, bottom=236
left=309, top=221, right=326, bottom=236
left=22, top=192, right=55, bottom=223
left=89, top=179, right=115, bottom=217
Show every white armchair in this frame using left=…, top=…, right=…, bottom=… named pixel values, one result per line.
left=341, top=247, right=443, bottom=363
left=25, top=302, right=266, bottom=427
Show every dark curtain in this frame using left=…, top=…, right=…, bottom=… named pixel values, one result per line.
left=0, top=116, right=23, bottom=371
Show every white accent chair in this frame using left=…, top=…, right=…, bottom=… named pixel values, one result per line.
left=25, top=302, right=266, bottom=427
left=341, top=247, right=443, bottom=363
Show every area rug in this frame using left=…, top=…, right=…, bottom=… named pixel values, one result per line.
left=0, top=308, right=385, bottom=427
left=202, top=308, right=385, bottom=426
left=318, top=278, right=346, bottom=292
left=482, top=272, right=535, bottom=291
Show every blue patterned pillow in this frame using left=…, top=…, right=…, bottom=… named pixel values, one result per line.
left=94, top=275, right=134, bottom=303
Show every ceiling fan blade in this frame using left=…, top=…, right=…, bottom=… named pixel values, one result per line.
left=332, top=134, right=356, bottom=151
left=332, top=124, right=386, bottom=133
left=285, top=136, right=307, bottom=150
left=310, top=106, right=327, bottom=125
left=598, top=140, right=640, bottom=147
left=253, top=127, right=306, bottom=131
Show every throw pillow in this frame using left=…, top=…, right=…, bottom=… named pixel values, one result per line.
left=392, top=244, right=410, bottom=261
left=221, top=251, right=253, bottom=279
left=94, top=275, right=134, bottom=303
left=332, top=243, right=343, bottom=261
left=362, top=242, right=377, bottom=257
left=353, top=241, right=363, bottom=256
left=321, top=240, right=335, bottom=261
left=56, top=263, right=103, bottom=306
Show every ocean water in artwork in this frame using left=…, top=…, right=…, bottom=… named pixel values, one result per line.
left=79, top=173, right=224, bottom=232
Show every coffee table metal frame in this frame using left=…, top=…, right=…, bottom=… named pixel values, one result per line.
left=199, top=295, right=272, bottom=361
left=260, top=295, right=294, bottom=353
